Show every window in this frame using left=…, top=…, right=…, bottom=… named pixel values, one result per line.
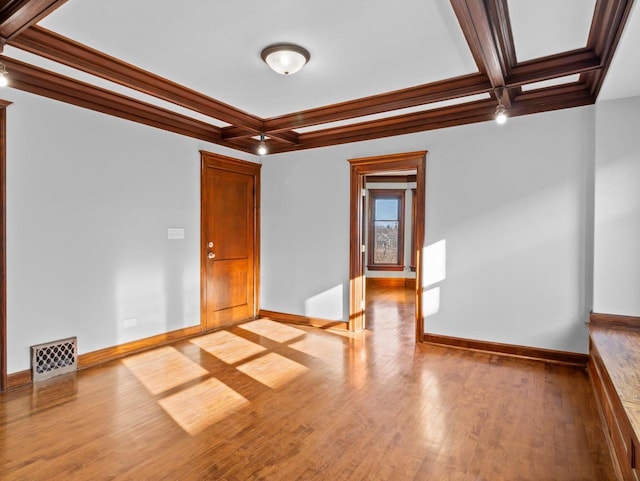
left=367, top=189, right=405, bottom=271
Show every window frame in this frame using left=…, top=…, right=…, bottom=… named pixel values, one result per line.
left=367, top=189, right=405, bottom=271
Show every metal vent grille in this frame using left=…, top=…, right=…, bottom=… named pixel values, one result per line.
left=31, top=337, right=77, bottom=382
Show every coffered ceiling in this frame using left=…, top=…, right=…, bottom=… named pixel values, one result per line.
left=0, top=0, right=637, bottom=155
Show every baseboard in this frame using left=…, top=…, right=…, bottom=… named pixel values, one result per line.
left=5, top=325, right=205, bottom=390
left=7, top=369, right=31, bottom=389
left=423, top=333, right=588, bottom=367
left=366, top=277, right=416, bottom=288
left=259, top=310, right=348, bottom=330
left=79, top=325, right=203, bottom=369
left=590, top=312, right=640, bottom=330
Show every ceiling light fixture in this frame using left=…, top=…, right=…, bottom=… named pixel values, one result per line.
left=0, top=62, right=9, bottom=87
left=257, top=134, right=267, bottom=156
left=494, top=87, right=508, bottom=125
left=261, top=44, right=310, bottom=75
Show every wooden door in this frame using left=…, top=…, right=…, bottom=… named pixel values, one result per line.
left=201, top=152, right=260, bottom=330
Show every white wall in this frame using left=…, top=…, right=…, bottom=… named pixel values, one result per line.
left=4, top=88, right=601, bottom=373
left=262, top=106, right=595, bottom=353
left=594, top=96, right=640, bottom=316
left=5, top=90, right=255, bottom=372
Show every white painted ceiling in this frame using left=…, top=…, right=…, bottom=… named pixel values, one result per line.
left=6, top=0, right=640, bottom=121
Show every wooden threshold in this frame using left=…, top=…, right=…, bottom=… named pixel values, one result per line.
left=424, top=333, right=588, bottom=368
left=366, top=278, right=416, bottom=288
left=259, top=309, right=348, bottom=331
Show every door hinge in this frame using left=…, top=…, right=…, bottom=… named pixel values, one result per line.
left=361, top=188, right=366, bottom=197
left=361, top=244, right=366, bottom=253
left=360, top=300, right=365, bottom=309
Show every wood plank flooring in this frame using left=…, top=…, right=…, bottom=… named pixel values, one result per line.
left=1, top=285, right=614, bottom=480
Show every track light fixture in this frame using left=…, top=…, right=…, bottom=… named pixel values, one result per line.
left=257, top=134, right=267, bottom=156
left=0, top=62, right=8, bottom=87
left=494, top=87, right=508, bottom=124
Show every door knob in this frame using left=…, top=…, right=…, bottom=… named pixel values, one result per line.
left=208, top=252, right=215, bottom=259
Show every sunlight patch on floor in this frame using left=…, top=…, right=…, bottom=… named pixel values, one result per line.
left=158, top=377, right=249, bottom=435
left=240, top=319, right=305, bottom=343
left=289, top=333, right=344, bottom=359
left=122, top=346, right=208, bottom=395
left=191, top=330, right=267, bottom=364
left=236, top=352, right=308, bottom=389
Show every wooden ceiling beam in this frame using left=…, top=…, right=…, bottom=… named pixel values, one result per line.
left=450, top=0, right=508, bottom=89
left=506, top=49, right=601, bottom=87
left=268, top=83, right=595, bottom=154
left=584, top=0, right=635, bottom=98
left=10, top=25, right=264, bottom=133
left=271, top=100, right=497, bottom=153
left=263, top=73, right=494, bottom=133
left=0, top=55, right=256, bottom=153
left=0, top=0, right=67, bottom=40
left=221, top=126, right=300, bottom=145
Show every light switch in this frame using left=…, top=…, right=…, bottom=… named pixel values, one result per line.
left=168, top=228, right=185, bottom=240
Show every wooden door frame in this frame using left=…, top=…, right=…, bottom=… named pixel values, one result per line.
left=348, top=151, right=427, bottom=341
left=199, top=151, right=261, bottom=331
left=1, top=100, right=10, bottom=391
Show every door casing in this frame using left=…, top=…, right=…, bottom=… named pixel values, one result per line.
left=348, top=151, right=426, bottom=341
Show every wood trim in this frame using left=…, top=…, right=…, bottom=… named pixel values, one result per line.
left=366, top=277, right=416, bottom=288
left=507, top=48, right=601, bottom=87
left=590, top=312, right=640, bottom=330
left=263, top=73, right=493, bottom=133
left=6, top=369, right=31, bottom=389
left=7, top=325, right=206, bottom=389
left=424, top=333, right=589, bottom=367
left=10, top=26, right=263, bottom=132
left=78, top=325, right=203, bottom=369
left=450, top=0, right=507, bottom=89
left=365, top=175, right=416, bottom=184
left=200, top=152, right=261, bottom=331
left=0, top=101, right=8, bottom=392
left=259, top=310, right=349, bottom=331
left=585, top=0, right=635, bottom=98
left=0, top=55, right=246, bottom=148
left=0, top=0, right=67, bottom=40
left=349, top=151, right=426, bottom=340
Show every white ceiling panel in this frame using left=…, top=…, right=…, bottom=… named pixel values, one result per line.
left=520, top=74, right=581, bottom=92
left=509, top=0, right=596, bottom=62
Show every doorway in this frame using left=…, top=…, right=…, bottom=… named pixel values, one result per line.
left=200, top=151, right=261, bottom=331
left=348, top=151, right=426, bottom=341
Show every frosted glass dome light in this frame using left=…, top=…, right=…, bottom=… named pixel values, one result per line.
left=261, top=44, right=310, bottom=75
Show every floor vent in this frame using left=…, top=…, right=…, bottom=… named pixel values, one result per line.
left=31, top=337, right=77, bottom=382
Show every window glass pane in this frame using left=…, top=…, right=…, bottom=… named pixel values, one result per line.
left=374, top=198, right=398, bottom=221
left=374, top=221, right=399, bottom=264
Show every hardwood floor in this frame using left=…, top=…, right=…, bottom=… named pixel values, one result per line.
left=1, top=285, right=614, bottom=480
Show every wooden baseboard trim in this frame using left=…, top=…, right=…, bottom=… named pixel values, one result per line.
left=79, top=325, right=203, bottom=369
left=590, top=312, right=640, bottom=330
left=423, top=333, right=588, bottom=367
left=259, top=310, right=348, bottom=331
left=7, top=369, right=31, bottom=389
left=366, top=277, right=416, bottom=288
